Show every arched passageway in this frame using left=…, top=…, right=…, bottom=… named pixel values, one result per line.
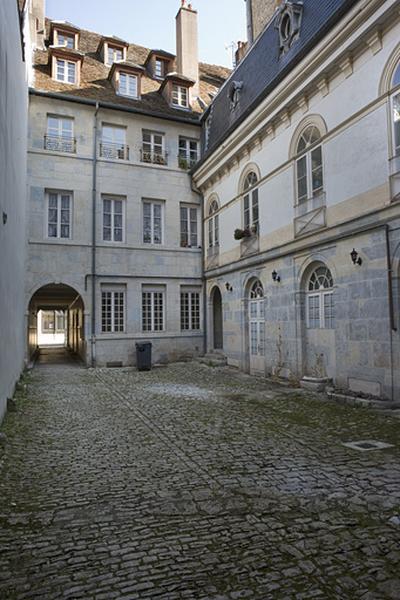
left=211, top=287, right=223, bottom=350
left=28, top=284, right=86, bottom=365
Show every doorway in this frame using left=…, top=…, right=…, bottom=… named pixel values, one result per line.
left=248, top=279, right=265, bottom=375
left=212, top=287, right=223, bottom=350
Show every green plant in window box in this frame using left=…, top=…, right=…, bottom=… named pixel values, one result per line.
left=178, top=156, right=189, bottom=170
left=234, top=227, right=252, bottom=240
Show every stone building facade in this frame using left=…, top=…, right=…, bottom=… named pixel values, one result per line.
left=0, top=0, right=29, bottom=422
left=26, top=1, right=229, bottom=367
left=194, top=0, right=400, bottom=401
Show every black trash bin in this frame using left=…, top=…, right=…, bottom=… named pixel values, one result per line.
left=136, top=342, right=152, bottom=371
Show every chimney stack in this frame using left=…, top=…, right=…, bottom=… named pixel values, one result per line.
left=176, top=1, right=199, bottom=98
left=29, top=0, right=45, bottom=49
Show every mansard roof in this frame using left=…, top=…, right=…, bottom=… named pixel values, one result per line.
left=202, top=0, right=359, bottom=156
left=31, top=19, right=231, bottom=123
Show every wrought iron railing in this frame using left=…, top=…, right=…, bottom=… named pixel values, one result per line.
left=99, top=142, right=129, bottom=160
left=44, top=134, right=76, bottom=153
left=140, top=149, right=168, bottom=165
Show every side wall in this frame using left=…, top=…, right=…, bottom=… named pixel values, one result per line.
left=0, top=0, right=28, bottom=423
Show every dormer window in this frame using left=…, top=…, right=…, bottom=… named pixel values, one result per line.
left=155, top=58, right=166, bottom=78
left=56, top=58, right=77, bottom=84
left=119, top=72, right=138, bottom=98
left=172, top=84, right=189, bottom=108
left=107, top=46, right=124, bottom=66
left=57, top=32, right=75, bottom=49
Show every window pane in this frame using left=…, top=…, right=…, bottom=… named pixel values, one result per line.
left=297, top=156, right=308, bottom=202
left=311, top=146, right=323, bottom=192
left=323, top=293, right=334, bottom=329
left=67, top=62, right=76, bottom=83
left=252, top=189, right=259, bottom=226
left=308, top=295, right=320, bottom=328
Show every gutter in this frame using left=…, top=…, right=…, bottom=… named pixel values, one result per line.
left=29, top=89, right=202, bottom=127
left=91, top=102, right=100, bottom=367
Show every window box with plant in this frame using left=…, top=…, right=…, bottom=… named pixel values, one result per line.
left=234, top=224, right=258, bottom=240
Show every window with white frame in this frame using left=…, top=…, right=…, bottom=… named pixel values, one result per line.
left=100, top=124, right=128, bottom=160
left=172, top=84, right=189, bottom=108
left=55, top=58, right=77, bottom=84
left=243, top=171, right=259, bottom=231
left=155, top=58, right=166, bottom=78
left=103, top=197, right=124, bottom=242
left=180, top=205, right=199, bottom=248
left=46, top=115, right=74, bottom=152
left=142, top=131, right=166, bottom=164
left=107, top=46, right=123, bottom=65
left=56, top=32, right=75, bottom=49
left=118, top=72, right=138, bottom=98
left=208, top=198, right=219, bottom=249
left=306, top=265, right=334, bottom=329
left=142, top=287, right=165, bottom=332
left=178, top=137, right=198, bottom=168
left=180, top=289, right=200, bottom=331
left=391, top=62, right=400, bottom=156
left=296, top=125, right=323, bottom=203
left=143, top=200, right=163, bottom=244
left=47, top=191, right=72, bottom=239
left=101, top=287, right=125, bottom=333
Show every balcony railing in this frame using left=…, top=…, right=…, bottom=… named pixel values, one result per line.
left=99, top=142, right=129, bottom=161
left=44, top=134, right=76, bottom=153
left=140, top=149, right=168, bottom=166
left=178, top=155, right=198, bottom=170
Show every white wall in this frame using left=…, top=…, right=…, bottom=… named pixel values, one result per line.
left=0, top=0, right=28, bottom=422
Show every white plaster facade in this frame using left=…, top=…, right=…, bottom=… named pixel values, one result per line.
left=193, top=0, right=400, bottom=400
left=0, top=0, right=28, bottom=423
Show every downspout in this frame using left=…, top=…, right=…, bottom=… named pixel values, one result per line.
left=91, top=102, right=100, bottom=367
left=191, top=179, right=207, bottom=356
left=385, top=224, right=396, bottom=402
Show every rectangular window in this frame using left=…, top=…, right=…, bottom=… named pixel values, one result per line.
left=307, top=292, right=334, bottom=329
left=101, top=289, right=125, bottom=333
left=393, top=93, right=400, bottom=156
left=143, top=200, right=163, bottom=244
left=307, top=294, right=320, bottom=329
left=155, top=59, right=165, bottom=78
left=311, top=146, right=323, bottom=194
left=180, top=205, right=198, bottom=248
left=243, top=190, right=258, bottom=230
left=142, top=131, right=166, bottom=164
left=57, top=32, right=75, bottom=49
left=47, top=191, right=71, bottom=239
left=142, top=289, right=164, bottom=332
left=180, top=291, right=200, bottom=331
left=55, top=58, right=77, bottom=84
left=172, top=84, right=189, bottom=108
left=323, top=292, right=334, bottom=329
left=208, top=214, right=219, bottom=248
left=100, top=125, right=128, bottom=160
left=46, top=115, right=74, bottom=152
left=107, top=46, right=123, bottom=65
left=103, top=197, right=124, bottom=242
left=178, top=137, right=198, bottom=168
left=119, top=72, right=138, bottom=98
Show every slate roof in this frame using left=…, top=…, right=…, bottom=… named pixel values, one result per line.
left=202, top=0, right=360, bottom=157
left=32, top=19, right=231, bottom=123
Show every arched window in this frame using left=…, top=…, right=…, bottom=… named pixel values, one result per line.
left=391, top=62, right=400, bottom=156
left=243, top=171, right=259, bottom=231
left=208, top=198, right=219, bottom=249
left=307, top=265, right=334, bottom=329
left=296, top=125, right=323, bottom=203
left=250, top=279, right=264, bottom=299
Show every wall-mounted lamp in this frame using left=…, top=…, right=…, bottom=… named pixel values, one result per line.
left=272, top=270, right=281, bottom=283
left=225, top=282, right=233, bottom=292
left=2, top=212, right=7, bottom=225
left=350, top=248, right=362, bottom=266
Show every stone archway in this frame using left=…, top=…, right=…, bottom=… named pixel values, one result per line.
left=27, top=283, right=86, bottom=364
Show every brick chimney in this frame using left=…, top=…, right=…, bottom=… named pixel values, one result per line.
left=29, top=0, right=45, bottom=49
left=176, top=1, right=199, bottom=98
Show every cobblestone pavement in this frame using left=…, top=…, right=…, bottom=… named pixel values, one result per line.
left=1, top=362, right=400, bottom=600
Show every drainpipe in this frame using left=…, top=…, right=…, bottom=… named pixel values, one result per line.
left=191, top=179, right=207, bottom=356
left=385, top=224, right=396, bottom=402
left=91, top=102, right=100, bottom=367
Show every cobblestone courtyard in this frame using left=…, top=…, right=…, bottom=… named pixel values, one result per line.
left=1, top=361, right=400, bottom=600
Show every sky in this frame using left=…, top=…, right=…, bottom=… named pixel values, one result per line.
left=46, top=0, right=247, bottom=68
